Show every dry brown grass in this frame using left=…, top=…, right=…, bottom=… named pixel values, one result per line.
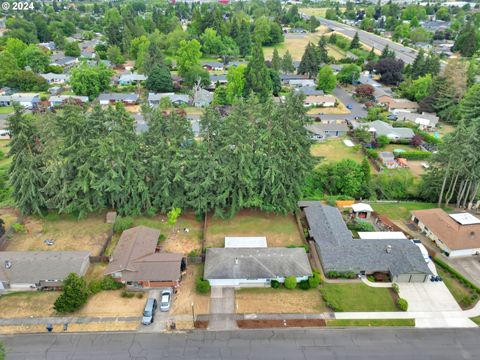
left=307, top=100, right=350, bottom=115
left=0, top=292, right=57, bottom=318
left=310, top=139, right=365, bottom=164
left=172, top=264, right=210, bottom=316
left=206, top=209, right=303, bottom=248
left=235, top=288, right=328, bottom=314
left=84, top=263, right=108, bottom=282
left=4, top=213, right=111, bottom=255
left=299, top=7, right=346, bottom=18
left=325, top=44, right=347, bottom=60
left=73, top=290, right=146, bottom=318
left=0, top=322, right=138, bottom=334
left=0, top=207, right=19, bottom=230
left=405, top=160, right=426, bottom=178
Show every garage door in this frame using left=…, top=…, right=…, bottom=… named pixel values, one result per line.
left=395, top=274, right=411, bottom=283
left=409, top=274, right=428, bottom=283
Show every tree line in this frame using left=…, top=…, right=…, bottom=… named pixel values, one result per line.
left=8, top=94, right=313, bottom=218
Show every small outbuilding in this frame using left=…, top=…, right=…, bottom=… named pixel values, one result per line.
left=351, top=203, right=374, bottom=219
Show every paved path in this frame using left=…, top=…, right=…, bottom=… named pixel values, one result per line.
left=208, top=287, right=237, bottom=331
left=360, top=276, right=392, bottom=288
left=3, top=328, right=480, bottom=359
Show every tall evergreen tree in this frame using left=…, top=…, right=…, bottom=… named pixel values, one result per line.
left=271, top=48, right=281, bottom=71
left=243, top=44, right=272, bottom=102
left=349, top=32, right=360, bottom=49
left=410, top=49, right=426, bottom=79
left=8, top=107, right=46, bottom=215
left=298, top=42, right=320, bottom=79
left=317, top=36, right=330, bottom=64
left=380, top=44, right=395, bottom=59
left=281, top=50, right=295, bottom=73
left=452, top=21, right=480, bottom=57
left=236, top=21, right=252, bottom=57
left=145, top=64, right=173, bottom=92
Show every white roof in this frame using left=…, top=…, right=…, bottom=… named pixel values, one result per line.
left=449, top=213, right=480, bottom=225
left=358, top=232, right=408, bottom=240
left=351, top=203, right=374, bottom=213
left=224, top=237, right=267, bottom=248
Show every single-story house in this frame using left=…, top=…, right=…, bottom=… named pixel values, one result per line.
left=306, top=122, right=348, bottom=141
left=209, top=74, right=227, bottom=88
left=0, top=251, right=90, bottom=291
left=379, top=151, right=398, bottom=169
left=40, top=73, right=70, bottom=84
left=49, top=56, right=78, bottom=68
left=202, top=61, right=225, bottom=71
left=351, top=203, right=373, bottom=219
left=193, top=88, right=213, bottom=108
left=330, top=64, right=343, bottom=75
left=302, top=203, right=431, bottom=282
left=204, top=247, right=312, bottom=287
left=280, top=74, right=308, bottom=84
left=411, top=209, right=480, bottom=258
left=226, top=61, right=248, bottom=68
left=395, top=112, right=439, bottom=130
left=377, top=95, right=419, bottom=112
left=105, top=226, right=184, bottom=288
left=224, top=237, right=267, bottom=248
left=39, top=42, right=56, bottom=51
left=98, top=93, right=139, bottom=105
left=148, top=92, right=190, bottom=107
left=358, top=232, right=408, bottom=240
left=0, top=93, right=40, bottom=109
left=304, top=95, right=336, bottom=108
left=367, top=120, right=415, bottom=140
left=118, top=73, right=147, bottom=86
left=49, top=95, right=89, bottom=107
left=80, top=50, right=96, bottom=59
left=295, top=86, right=324, bottom=96
left=289, top=79, right=316, bottom=88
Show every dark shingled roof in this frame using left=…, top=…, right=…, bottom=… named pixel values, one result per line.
left=303, top=203, right=432, bottom=277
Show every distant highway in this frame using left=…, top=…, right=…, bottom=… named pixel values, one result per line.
left=311, top=17, right=419, bottom=65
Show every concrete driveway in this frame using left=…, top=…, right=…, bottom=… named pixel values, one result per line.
left=447, top=257, right=480, bottom=288
left=208, top=287, right=237, bottom=331
left=399, top=282, right=461, bottom=312
left=138, top=288, right=176, bottom=332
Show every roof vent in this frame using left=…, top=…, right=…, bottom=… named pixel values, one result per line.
left=385, top=245, right=392, bottom=254
left=4, top=260, right=12, bottom=269
left=234, top=257, right=239, bottom=265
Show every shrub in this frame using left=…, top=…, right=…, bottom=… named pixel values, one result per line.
left=196, top=277, right=211, bottom=294
left=308, top=272, right=322, bottom=288
left=100, top=276, right=123, bottom=290
left=366, top=148, right=379, bottom=159
left=392, top=283, right=400, bottom=294
left=433, top=258, right=480, bottom=293
left=88, top=279, right=102, bottom=295
left=376, top=135, right=390, bottom=148
left=136, top=293, right=144, bottom=299
left=271, top=279, right=281, bottom=289
left=326, top=271, right=357, bottom=279
left=286, top=244, right=309, bottom=252
left=11, top=223, right=26, bottom=233
left=397, top=298, right=408, bottom=311
left=349, top=219, right=375, bottom=232
left=298, top=279, right=311, bottom=290
left=284, top=276, right=297, bottom=289
left=113, top=216, right=134, bottom=233
left=54, top=273, right=89, bottom=313
left=187, top=249, right=200, bottom=257
left=367, top=275, right=375, bottom=282
left=121, top=290, right=135, bottom=298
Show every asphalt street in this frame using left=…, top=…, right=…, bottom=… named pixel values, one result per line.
left=316, top=17, right=419, bottom=65
left=2, top=328, right=480, bottom=359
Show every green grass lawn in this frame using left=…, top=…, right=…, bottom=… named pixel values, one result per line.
left=310, top=138, right=365, bottom=164
left=0, top=106, right=14, bottom=114
left=320, top=283, right=399, bottom=312
left=327, top=319, right=415, bottom=327
left=470, top=316, right=480, bottom=326
left=382, top=144, right=418, bottom=153
left=437, top=267, right=478, bottom=310
left=370, top=202, right=438, bottom=221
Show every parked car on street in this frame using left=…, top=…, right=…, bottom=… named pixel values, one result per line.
left=160, top=289, right=172, bottom=312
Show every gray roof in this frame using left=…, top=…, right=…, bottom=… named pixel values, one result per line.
left=396, top=112, right=439, bottom=127
left=119, top=73, right=147, bottom=82
left=193, top=88, right=213, bottom=105
left=306, top=122, right=348, bottom=134
left=50, top=95, right=88, bottom=103
left=148, top=92, right=190, bottom=104
left=295, top=86, right=324, bottom=96
left=204, top=248, right=312, bottom=280
left=210, top=74, right=227, bottom=82
left=368, top=120, right=415, bottom=139
left=280, top=74, right=308, bottom=81
left=98, top=93, right=139, bottom=102
left=50, top=56, right=77, bottom=66
left=40, top=73, right=69, bottom=81
left=379, top=152, right=395, bottom=161
left=303, top=204, right=431, bottom=277
left=202, top=61, right=225, bottom=68
left=0, top=251, right=90, bottom=284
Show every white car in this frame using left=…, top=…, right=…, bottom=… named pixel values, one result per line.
left=412, top=239, right=430, bottom=263
left=160, top=289, right=172, bottom=312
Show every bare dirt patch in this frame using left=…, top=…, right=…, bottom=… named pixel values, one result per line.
left=172, top=264, right=210, bottom=316
left=206, top=209, right=303, bottom=248
left=235, top=288, right=328, bottom=314
left=0, top=207, right=19, bottom=230
left=4, top=213, right=111, bottom=254
left=406, top=160, right=426, bottom=178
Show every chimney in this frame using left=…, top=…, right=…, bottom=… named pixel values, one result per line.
left=385, top=245, right=392, bottom=254
left=234, top=257, right=239, bottom=265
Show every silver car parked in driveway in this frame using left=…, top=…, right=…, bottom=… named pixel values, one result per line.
left=160, top=289, right=172, bottom=312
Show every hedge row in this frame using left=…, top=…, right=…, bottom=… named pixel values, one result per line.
left=395, top=151, right=432, bottom=160
left=433, top=257, right=480, bottom=293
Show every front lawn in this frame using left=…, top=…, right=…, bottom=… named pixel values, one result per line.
left=310, top=138, right=365, bottom=164
left=0, top=106, right=14, bottom=114
left=327, top=319, right=415, bottom=327
left=206, top=209, right=303, bottom=248
left=370, top=201, right=438, bottom=221
left=437, top=267, right=479, bottom=310
left=470, top=316, right=480, bottom=326
left=236, top=287, right=328, bottom=314
left=320, top=283, right=399, bottom=312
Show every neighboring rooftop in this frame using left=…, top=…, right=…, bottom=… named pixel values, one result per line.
left=224, top=237, right=267, bottom=248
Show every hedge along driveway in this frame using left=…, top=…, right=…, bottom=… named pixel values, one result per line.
left=320, top=283, right=398, bottom=312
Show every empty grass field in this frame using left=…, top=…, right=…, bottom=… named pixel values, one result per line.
left=299, top=7, right=346, bottom=18
left=205, top=209, right=303, bottom=248
left=236, top=287, right=328, bottom=314
left=5, top=212, right=112, bottom=254
left=320, top=283, right=398, bottom=312
left=310, top=138, right=365, bottom=164
left=370, top=202, right=438, bottom=221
